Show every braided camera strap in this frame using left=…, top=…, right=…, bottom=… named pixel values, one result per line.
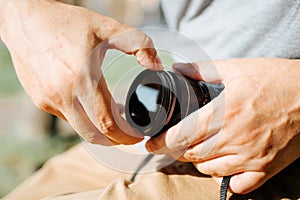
left=220, top=175, right=232, bottom=200
left=131, top=154, right=232, bottom=200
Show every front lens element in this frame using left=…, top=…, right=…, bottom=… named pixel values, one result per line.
left=126, top=70, right=175, bottom=137
left=129, top=83, right=163, bottom=127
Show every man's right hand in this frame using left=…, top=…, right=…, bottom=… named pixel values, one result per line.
left=0, top=0, right=162, bottom=145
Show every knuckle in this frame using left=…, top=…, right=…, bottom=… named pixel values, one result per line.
left=83, top=136, right=100, bottom=144
left=34, top=96, right=64, bottom=117
left=255, top=155, right=274, bottom=171
left=33, top=86, right=63, bottom=111
left=174, top=133, right=192, bottom=149
left=98, top=118, right=116, bottom=135
left=183, top=151, right=200, bottom=162
left=46, top=88, right=64, bottom=107
left=81, top=132, right=104, bottom=145
left=34, top=98, right=50, bottom=111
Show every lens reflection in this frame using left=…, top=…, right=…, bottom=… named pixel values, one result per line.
left=136, top=84, right=160, bottom=113
left=126, top=70, right=174, bottom=137
left=129, top=83, right=163, bottom=127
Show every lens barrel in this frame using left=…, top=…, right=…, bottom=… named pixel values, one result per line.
left=125, top=69, right=224, bottom=137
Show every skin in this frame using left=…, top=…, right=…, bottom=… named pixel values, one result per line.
left=0, top=0, right=299, bottom=195
left=146, top=58, right=300, bottom=194
left=0, top=0, right=162, bottom=145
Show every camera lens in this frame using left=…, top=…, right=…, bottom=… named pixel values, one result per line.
left=125, top=69, right=223, bottom=137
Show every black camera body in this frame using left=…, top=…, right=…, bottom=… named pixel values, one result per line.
left=125, top=69, right=224, bottom=137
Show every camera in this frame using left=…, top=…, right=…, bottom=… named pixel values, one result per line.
left=125, top=69, right=224, bottom=137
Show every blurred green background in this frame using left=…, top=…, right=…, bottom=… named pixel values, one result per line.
left=0, top=0, right=164, bottom=197
left=0, top=42, right=80, bottom=197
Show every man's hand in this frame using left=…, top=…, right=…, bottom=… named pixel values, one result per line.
left=146, top=58, right=300, bottom=194
left=0, top=0, right=161, bottom=145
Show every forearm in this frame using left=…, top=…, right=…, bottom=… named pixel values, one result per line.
left=0, top=1, right=9, bottom=34
left=0, top=0, right=59, bottom=38
left=0, top=0, right=60, bottom=44
left=0, top=0, right=21, bottom=39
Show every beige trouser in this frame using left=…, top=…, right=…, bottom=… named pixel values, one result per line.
left=3, top=143, right=300, bottom=200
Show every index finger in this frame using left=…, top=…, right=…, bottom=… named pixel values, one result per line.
left=92, top=17, right=163, bottom=70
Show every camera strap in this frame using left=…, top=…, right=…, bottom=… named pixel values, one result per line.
left=130, top=154, right=232, bottom=200
left=220, top=175, right=232, bottom=200
left=130, top=154, right=154, bottom=182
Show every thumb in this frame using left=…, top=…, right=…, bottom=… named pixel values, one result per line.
left=173, top=60, right=237, bottom=83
